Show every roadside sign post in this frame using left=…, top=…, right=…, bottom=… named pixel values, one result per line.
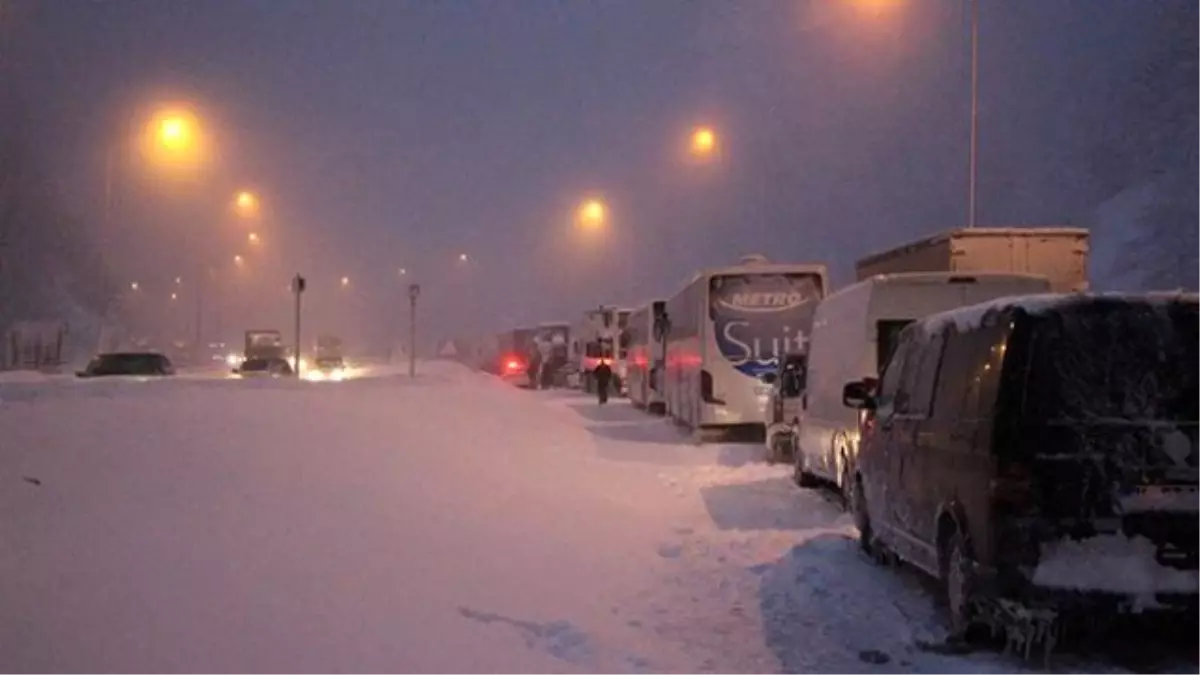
left=292, top=274, right=306, bottom=377
left=408, top=283, right=421, bottom=378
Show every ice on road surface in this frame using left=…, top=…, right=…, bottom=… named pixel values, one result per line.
left=0, top=362, right=1168, bottom=672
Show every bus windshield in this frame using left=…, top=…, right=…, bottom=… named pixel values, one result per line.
left=708, top=272, right=823, bottom=377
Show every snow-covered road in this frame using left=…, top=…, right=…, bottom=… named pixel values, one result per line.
left=0, top=363, right=1190, bottom=672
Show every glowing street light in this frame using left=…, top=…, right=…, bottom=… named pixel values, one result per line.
left=458, top=253, right=470, bottom=263
left=158, top=116, right=192, bottom=152
left=850, top=0, right=904, bottom=17
left=170, top=292, right=178, bottom=301
left=340, top=276, right=350, bottom=287
left=234, top=190, right=260, bottom=218
left=142, top=107, right=204, bottom=171
left=690, top=126, right=717, bottom=157
left=233, top=254, right=245, bottom=267
left=174, top=276, right=182, bottom=285
left=577, top=198, right=606, bottom=230
left=130, top=281, right=140, bottom=291
left=248, top=232, right=261, bottom=245
left=398, top=267, right=407, bottom=276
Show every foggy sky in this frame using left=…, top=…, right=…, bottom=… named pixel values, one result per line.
left=7, top=0, right=1168, bottom=350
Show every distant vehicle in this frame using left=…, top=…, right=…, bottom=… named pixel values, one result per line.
left=761, top=352, right=808, bottom=463
left=855, top=227, right=1089, bottom=293
left=844, top=292, right=1198, bottom=637
left=535, top=321, right=572, bottom=388
left=315, top=334, right=344, bottom=360
left=244, top=329, right=286, bottom=362
left=76, top=352, right=175, bottom=378
left=235, top=356, right=294, bottom=378
left=626, top=300, right=668, bottom=414
left=479, top=327, right=536, bottom=383
left=570, top=306, right=629, bottom=394
left=307, top=355, right=347, bottom=381
left=796, top=272, right=1052, bottom=495
left=663, top=255, right=827, bottom=437
left=497, top=352, right=531, bottom=386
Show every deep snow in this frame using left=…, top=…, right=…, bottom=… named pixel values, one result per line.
left=0, top=362, right=1193, bottom=673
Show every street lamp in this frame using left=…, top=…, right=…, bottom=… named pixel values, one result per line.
left=140, top=106, right=205, bottom=173
left=577, top=198, right=606, bottom=231
left=457, top=253, right=470, bottom=263
left=398, top=267, right=407, bottom=276
left=130, top=281, right=140, bottom=291
left=690, top=126, right=717, bottom=158
left=341, top=276, right=350, bottom=288
left=234, top=190, right=260, bottom=218
left=233, top=254, right=245, bottom=267
left=248, top=232, right=261, bottom=245
left=846, top=0, right=978, bottom=226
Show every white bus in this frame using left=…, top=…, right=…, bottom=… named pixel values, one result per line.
left=626, top=300, right=667, bottom=414
left=663, top=256, right=827, bottom=435
left=570, top=305, right=632, bottom=393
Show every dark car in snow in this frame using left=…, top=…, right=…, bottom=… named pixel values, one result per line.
left=77, top=352, right=176, bottom=378
left=235, top=356, right=294, bottom=378
left=842, top=293, right=1198, bottom=639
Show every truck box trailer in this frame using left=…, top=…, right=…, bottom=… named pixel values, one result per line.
left=855, top=227, right=1089, bottom=293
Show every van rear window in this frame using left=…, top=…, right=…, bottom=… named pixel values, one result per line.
left=1024, top=300, right=1198, bottom=422
left=876, top=320, right=914, bottom=375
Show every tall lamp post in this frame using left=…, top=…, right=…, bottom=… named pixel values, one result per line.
left=966, top=0, right=980, bottom=228
left=407, top=283, right=421, bottom=378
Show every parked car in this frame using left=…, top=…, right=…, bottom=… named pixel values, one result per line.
left=761, top=352, right=807, bottom=463
left=796, top=272, right=1051, bottom=495
left=77, top=352, right=175, bottom=378
left=842, top=292, right=1198, bottom=638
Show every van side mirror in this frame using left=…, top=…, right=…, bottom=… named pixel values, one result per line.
left=842, top=380, right=876, bottom=410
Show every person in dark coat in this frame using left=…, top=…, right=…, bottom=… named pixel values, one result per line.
left=594, top=360, right=613, bottom=404
left=525, top=348, right=542, bottom=389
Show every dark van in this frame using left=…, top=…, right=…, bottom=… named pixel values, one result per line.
left=842, top=293, right=1198, bottom=637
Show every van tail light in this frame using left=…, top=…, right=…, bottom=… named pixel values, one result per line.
left=503, top=356, right=525, bottom=373
left=991, top=464, right=1035, bottom=508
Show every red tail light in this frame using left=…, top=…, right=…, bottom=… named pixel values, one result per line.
left=503, top=356, right=525, bottom=372
left=991, top=464, right=1035, bottom=507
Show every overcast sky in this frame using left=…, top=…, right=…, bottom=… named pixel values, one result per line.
left=7, top=0, right=1171, bottom=348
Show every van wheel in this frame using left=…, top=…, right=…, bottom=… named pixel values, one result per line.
left=839, top=461, right=854, bottom=511
left=940, top=529, right=977, bottom=640
left=854, top=479, right=877, bottom=559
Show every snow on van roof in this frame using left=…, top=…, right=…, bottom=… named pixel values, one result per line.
left=920, top=291, right=1199, bottom=334
left=858, top=271, right=1051, bottom=287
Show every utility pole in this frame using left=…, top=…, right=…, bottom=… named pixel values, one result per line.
left=408, top=282, right=421, bottom=378
left=293, top=274, right=306, bottom=377
left=967, top=0, right=980, bottom=228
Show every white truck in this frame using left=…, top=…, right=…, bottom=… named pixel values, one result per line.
left=855, top=227, right=1090, bottom=293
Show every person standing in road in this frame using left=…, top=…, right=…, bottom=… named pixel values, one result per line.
left=594, top=360, right=613, bottom=404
